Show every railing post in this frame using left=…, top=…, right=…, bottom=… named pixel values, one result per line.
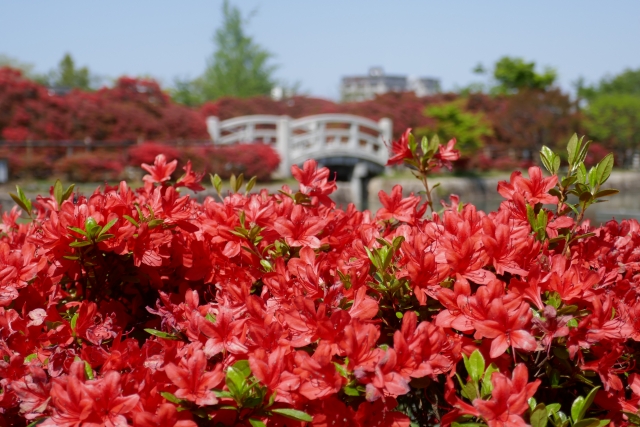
left=378, top=117, right=393, bottom=173
left=349, top=122, right=359, bottom=149
left=206, top=116, right=220, bottom=144
left=276, top=116, right=291, bottom=178
left=245, top=124, right=255, bottom=143
left=378, top=118, right=393, bottom=145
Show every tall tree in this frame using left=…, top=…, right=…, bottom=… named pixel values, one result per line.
left=579, top=68, right=640, bottom=100
left=459, top=57, right=556, bottom=95
left=580, top=68, right=640, bottom=157
left=417, top=100, right=492, bottom=155
left=47, top=53, right=92, bottom=90
left=200, top=1, right=276, bottom=101
left=491, top=56, right=556, bottom=94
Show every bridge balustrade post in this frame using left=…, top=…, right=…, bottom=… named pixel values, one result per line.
left=245, top=124, right=255, bottom=143
left=276, top=116, right=291, bottom=178
left=378, top=118, right=393, bottom=174
left=206, top=117, right=220, bottom=143
left=349, top=122, right=359, bottom=149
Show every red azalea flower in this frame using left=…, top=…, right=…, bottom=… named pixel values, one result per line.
left=164, top=350, right=224, bottom=406
left=435, top=138, right=460, bottom=169
left=175, top=160, right=205, bottom=192
left=386, top=128, right=413, bottom=166
left=473, top=299, right=537, bottom=359
left=142, top=154, right=178, bottom=184
left=473, top=364, right=540, bottom=427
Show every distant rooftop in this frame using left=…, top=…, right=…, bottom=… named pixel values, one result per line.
left=341, top=67, right=440, bottom=102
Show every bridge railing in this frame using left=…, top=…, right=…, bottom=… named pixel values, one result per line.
left=206, top=114, right=393, bottom=177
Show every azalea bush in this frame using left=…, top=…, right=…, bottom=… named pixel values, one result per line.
left=0, top=128, right=639, bottom=427
left=54, top=151, right=124, bottom=182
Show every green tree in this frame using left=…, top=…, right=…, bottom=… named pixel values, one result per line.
left=47, top=53, right=92, bottom=90
left=458, top=57, right=556, bottom=95
left=417, top=100, right=492, bottom=155
left=579, top=68, right=640, bottom=100
left=491, top=56, right=556, bottom=94
left=170, top=77, right=203, bottom=106
left=584, top=94, right=640, bottom=151
left=0, top=54, right=36, bottom=77
left=200, top=0, right=276, bottom=101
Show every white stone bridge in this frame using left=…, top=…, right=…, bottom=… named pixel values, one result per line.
left=206, top=114, right=393, bottom=180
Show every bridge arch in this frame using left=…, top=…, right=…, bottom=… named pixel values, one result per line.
left=206, top=114, right=392, bottom=178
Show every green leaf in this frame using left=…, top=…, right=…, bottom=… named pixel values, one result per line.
left=526, top=204, right=536, bottom=229
left=576, top=163, right=587, bottom=184
left=69, top=240, right=93, bottom=248
left=230, top=174, right=237, bottom=194
left=594, top=188, right=619, bottom=198
left=213, top=389, right=233, bottom=398
left=226, top=364, right=249, bottom=397
left=576, top=137, right=591, bottom=166
left=85, top=217, right=99, bottom=237
left=54, top=180, right=64, bottom=206
left=144, top=328, right=181, bottom=340
left=211, top=173, right=222, bottom=194
left=530, top=404, right=548, bottom=427
left=26, top=420, right=46, bottom=427
left=420, top=136, right=429, bottom=156
left=62, top=183, right=75, bottom=203
left=245, top=176, right=257, bottom=194
left=271, top=408, right=313, bottom=422
left=10, top=192, right=31, bottom=215
left=333, top=362, right=349, bottom=379
left=595, top=153, right=614, bottom=186
left=343, top=386, right=360, bottom=396
left=623, top=412, right=640, bottom=425
left=467, top=350, right=485, bottom=383
left=16, top=186, right=32, bottom=213
left=481, top=364, right=499, bottom=396
left=249, top=419, right=267, bottom=427
left=235, top=173, right=244, bottom=193
left=460, top=381, right=478, bottom=400
left=579, top=386, right=600, bottom=422
left=568, top=232, right=595, bottom=245
left=205, top=313, right=216, bottom=323
left=67, top=226, right=89, bottom=237
left=24, top=353, right=38, bottom=363
left=579, top=191, right=593, bottom=204
left=232, top=360, right=251, bottom=378
left=546, top=403, right=561, bottom=415
left=408, top=132, right=417, bottom=152
left=431, top=133, right=440, bottom=148
left=587, top=167, right=597, bottom=190
left=84, top=360, right=94, bottom=380
left=70, top=312, right=79, bottom=332
left=123, top=215, right=139, bottom=227
left=95, top=234, right=115, bottom=243
left=98, top=218, right=118, bottom=237
left=571, top=395, right=585, bottom=422
left=567, top=134, right=578, bottom=166
left=148, top=219, right=164, bottom=229
left=573, top=419, right=609, bottom=427
left=160, top=391, right=185, bottom=404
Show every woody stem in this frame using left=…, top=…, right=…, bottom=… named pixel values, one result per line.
left=420, top=171, right=434, bottom=213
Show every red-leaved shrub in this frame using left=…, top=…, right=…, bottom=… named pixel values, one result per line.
left=0, top=130, right=637, bottom=426
left=128, top=142, right=181, bottom=167
left=54, top=151, right=124, bottom=182
left=208, top=142, right=280, bottom=181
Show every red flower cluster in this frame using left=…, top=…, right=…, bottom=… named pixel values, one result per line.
left=0, top=143, right=639, bottom=426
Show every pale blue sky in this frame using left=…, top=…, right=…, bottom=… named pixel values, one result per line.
left=1, top=1, right=639, bottom=99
